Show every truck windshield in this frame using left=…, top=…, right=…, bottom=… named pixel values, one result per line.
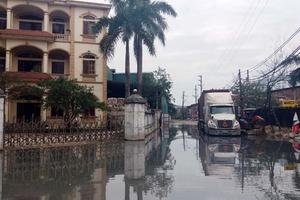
left=210, top=106, right=233, bottom=114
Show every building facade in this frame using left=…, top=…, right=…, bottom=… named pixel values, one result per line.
left=272, top=86, right=300, bottom=102
left=0, top=0, right=111, bottom=122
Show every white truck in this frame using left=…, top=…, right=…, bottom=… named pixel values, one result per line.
left=198, top=90, right=241, bottom=136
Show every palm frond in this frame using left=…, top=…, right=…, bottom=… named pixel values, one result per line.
left=100, top=28, right=122, bottom=57
left=151, top=1, right=177, bottom=17
left=93, top=17, right=111, bottom=33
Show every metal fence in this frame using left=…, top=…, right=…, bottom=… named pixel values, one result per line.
left=4, top=114, right=124, bottom=148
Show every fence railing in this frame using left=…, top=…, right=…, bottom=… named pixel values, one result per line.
left=4, top=114, right=124, bottom=148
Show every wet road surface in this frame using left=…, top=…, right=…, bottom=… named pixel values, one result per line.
left=2, top=125, right=300, bottom=200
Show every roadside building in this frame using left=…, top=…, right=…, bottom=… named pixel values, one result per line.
left=107, top=68, right=139, bottom=98
left=0, top=0, right=111, bottom=122
left=187, top=103, right=198, bottom=121
left=272, top=86, right=300, bottom=102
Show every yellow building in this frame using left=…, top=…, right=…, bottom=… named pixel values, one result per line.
left=0, top=0, right=111, bottom=122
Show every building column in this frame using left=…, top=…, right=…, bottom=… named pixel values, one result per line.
left=43, top=52, right=48, bottom=73
left=5, top=50, right=10, bottom=72
left=6, top=9, right=11, bottom=29
left=43, top=12, right=49, bottom=32
left=0, top=94, right=4, bottom=151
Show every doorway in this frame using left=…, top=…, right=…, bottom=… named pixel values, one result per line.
left=17, top=103, right=41, bottom=122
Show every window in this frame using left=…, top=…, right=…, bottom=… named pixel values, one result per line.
left=83, top=15, right=96, bottom=35
left=210, top=106, right=234, bottom=115
left=0, top=57, right=5, bottom=73
left=17, top=52, right=42, bottom=72
left=82, top=54, right=96, bottom=75
left=52, top=61, right=64, bottom=74
left=0, top=11, right=6, bottom=30
left=19, top=15, right=42, bottom=31
left=52, top=18, right=65, bottom=34
left=18, top=60, right=42, bottom=72
left=51, top=107, right=64, bottom=117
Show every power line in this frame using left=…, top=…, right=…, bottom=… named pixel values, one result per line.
left=241, top=25, right=300, bottom=74
left=250, top=44, right=300, bottom=81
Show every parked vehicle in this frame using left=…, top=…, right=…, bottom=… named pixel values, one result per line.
left=198, top=90, right=241, bottom=136
left=239, top=108, right=265, bottom=134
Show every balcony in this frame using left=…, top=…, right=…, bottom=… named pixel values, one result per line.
left=53, top=33, right=70, bottom=41
left=4, top=71, right=52, bottom=83
left=0, top=29, right=54, bottom=42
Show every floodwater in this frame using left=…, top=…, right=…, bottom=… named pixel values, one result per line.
left=2, top=125, right=300, bottom=200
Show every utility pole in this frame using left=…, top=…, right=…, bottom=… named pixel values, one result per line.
left=194, top=85, right=198, bottom=104
left=238, top=69, right=244, bottom=116
left=181, top=91, right=185, bottom=120
left=246, top=70, right=250, bottom=82
left=198, top=75, right=203, bottom=96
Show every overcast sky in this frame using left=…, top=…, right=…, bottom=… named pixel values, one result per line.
left=81, top=0, right=300, bottom=105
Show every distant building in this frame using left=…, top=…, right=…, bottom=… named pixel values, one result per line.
left=107, top=68, right=170, bottom=113
left=107, top=68, right=150, bottom=98
left=0, top=0, right=111, bottom=122
left=187, top=104, right=198, bottom=121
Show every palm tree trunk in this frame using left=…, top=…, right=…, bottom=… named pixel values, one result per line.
left=137, top=36, right=143, bottom=95
left=125, top=40, right=130, bottom=97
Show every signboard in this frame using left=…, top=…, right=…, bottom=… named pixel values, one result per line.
left=279, top=100, right=298, bottom=108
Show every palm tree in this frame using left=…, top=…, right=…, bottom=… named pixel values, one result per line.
left=132, top=0, right=177, bottom=94
left=94, top=0, right=134, bottom=97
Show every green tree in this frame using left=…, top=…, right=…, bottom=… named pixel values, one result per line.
left=133, top=0, right=177, bottom=94
left=94, top=0, right=134, bottom=97
left=39, top=78, right=105, bottom=125
left=231, top=80, right=266, bottom=108
left=0, top=73, right=22, bottom=95
left=142, top=67, right=175, bottom=112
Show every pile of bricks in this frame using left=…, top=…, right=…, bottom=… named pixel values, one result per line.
left=107, top=98, right=125, bottom=112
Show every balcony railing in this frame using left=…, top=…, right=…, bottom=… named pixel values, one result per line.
left=54, top=34, right=70, bottom=41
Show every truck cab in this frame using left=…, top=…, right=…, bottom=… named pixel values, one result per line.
left=198, top=90, right=241, bottom=136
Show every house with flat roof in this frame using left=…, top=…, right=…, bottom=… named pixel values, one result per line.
left=0, top=0, right=111, bottom=122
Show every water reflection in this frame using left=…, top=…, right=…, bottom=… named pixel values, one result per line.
left=1, top=126, right=300, bottom=199
left=199, top=136, right=241, bottom=177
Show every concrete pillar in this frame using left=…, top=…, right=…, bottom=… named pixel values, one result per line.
left=43, top=12, right=49, bottom=32
left=124, top=91, right=147, bottom=141
left=124, top=141, right=145, bottom=179
left=6, top=9, right=11, bottom=29
left=0, top=90, right=4, bottom=151
left=43, top=52, right=48, bottom=73
left=5, top=50, right=10, bottom=72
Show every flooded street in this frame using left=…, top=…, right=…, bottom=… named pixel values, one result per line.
left=2, top=125, right=300, bottom=200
